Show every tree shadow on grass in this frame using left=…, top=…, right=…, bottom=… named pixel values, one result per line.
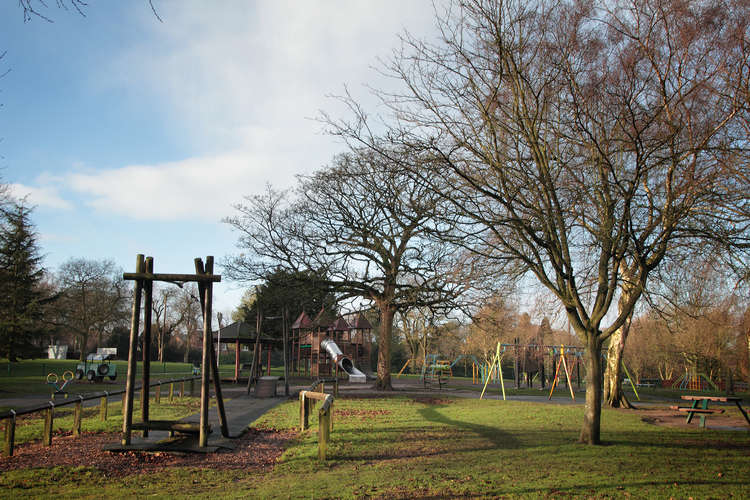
left=416, top=402, right=521, bottom=450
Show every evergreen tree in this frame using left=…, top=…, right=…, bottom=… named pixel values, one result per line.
left=0, top=202, right=45, bottom=360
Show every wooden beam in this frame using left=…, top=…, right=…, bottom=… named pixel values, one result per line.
left=141, top=257, right=154, bottom=437
left=122, top=272, right=221, bottom=283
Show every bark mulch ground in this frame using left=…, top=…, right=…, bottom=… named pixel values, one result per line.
left=0, top=429, right=295, bottom=477
left=631, top=407, right=750, bottom=431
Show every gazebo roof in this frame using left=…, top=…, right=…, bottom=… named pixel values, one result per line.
left=213, top=321, right=277, bottom=343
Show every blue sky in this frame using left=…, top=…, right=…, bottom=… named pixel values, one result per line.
left=1, top=1, right=437, bottom=315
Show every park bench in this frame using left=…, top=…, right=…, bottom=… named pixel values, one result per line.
left=131, top=420, right=209, bottom=437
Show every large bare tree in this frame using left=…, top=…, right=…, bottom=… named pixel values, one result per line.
left=225, top=144, right=483, bottom=389
left=328, top=0, right=749, bottom=443
left=54, top=258, right=127, bottom=360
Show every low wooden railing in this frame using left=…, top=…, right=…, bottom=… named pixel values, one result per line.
left=299, top=377, right=337, bottom=460
left=1, top=376, right=200, bottom=457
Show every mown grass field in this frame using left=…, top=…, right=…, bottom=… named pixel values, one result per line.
left=2, top=395, right=749, bottom=499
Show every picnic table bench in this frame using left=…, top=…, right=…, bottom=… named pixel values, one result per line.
left=671, top=396, right=750, bottom=428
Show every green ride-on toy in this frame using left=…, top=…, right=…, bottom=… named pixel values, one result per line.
left=75, top=353, right=117, bottom=382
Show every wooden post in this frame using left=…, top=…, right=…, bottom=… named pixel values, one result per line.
left=99, top=394, right=108, bottom=421
left=141, top=257, right=154, bottom=437
left=73, top=397, right=83, bottom=436
left=299, top=392, right=307, bottom=430
left=155, top=383, right=161, bottom=404
left=180, top=380, right=185, bottom=398
left=234, top=338, right=240, bottom=383
left=169, top=382, right=174, bottom=402
left=3, top=411, right=16, bottom=457
left=197, top=257, right=229, bottom=439
left=283, top=306, right=290, bottom=396
left=330, top=401, right=334, bottom=432
left=43, top=406, right=54, bottom=446
left=122, top=254, right=145, bottom=446
left=246, top=304, right=262, bottom=394
left=318, top=408, right=330, bottom=460
left=266, top=344, right=271, bottom=376
left=197, top=258, right=212, bottom=448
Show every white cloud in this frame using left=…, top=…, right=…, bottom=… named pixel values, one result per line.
left=67, top=1, right=438, bottom=223
left=103, top=1, right=436, bottom=150
left=9, top=182, right=73, bottom=210
left=66, top=147, right=295, bottom=221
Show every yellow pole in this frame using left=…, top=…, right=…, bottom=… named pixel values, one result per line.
left=480, top=353, right=498, bottom=400
left=497, top=343, right=506, bottom=401
left=396, top=359, right=411, bottom=378
left=560, top=346, right=575, bottom=400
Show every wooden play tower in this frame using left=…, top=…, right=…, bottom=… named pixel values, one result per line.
left=290, top=309, right=372, bottom=378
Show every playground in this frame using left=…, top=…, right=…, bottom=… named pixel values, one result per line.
left=1, top=376, right=749, bottom=498
left=1, top=256, right=748, bottom=497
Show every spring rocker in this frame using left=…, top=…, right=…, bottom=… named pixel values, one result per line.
left=46, top=371, right=74, bottom=399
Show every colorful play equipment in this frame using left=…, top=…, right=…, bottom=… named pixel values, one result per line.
left=46, top=370, right=74, bottom=399
left=290, top=309, right=372, bottom=383
left=672, top=370, right=720, bottom=392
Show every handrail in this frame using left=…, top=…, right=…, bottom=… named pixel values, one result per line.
left=0, top=375, right=200, bottom=420
left=299, top=380, right=335, bottom=460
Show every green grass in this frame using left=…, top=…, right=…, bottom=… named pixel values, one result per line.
left=2, top=395, right=749, bottom=498
left=0, top=359, right=203, bottom=396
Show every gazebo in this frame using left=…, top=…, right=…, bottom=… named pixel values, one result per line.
left=213, top=321, right=280, bottom=382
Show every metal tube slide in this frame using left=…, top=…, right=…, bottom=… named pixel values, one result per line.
left=320, top=338, right=366, bottom=383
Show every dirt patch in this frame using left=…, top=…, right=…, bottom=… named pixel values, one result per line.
left=627, top=406, right=750, bottom=431
left=0, top=428, right=295, bottom=477
left=412, top=397, right=454, bottom=405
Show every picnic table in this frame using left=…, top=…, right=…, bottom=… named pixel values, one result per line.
left=671, top=395, right=750, bottom=428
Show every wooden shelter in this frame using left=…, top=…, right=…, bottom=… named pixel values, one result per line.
left=213, top=321, right=280, bottom=382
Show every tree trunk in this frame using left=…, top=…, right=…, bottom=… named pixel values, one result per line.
left=579, top=334, right=603, bottom=445
left=79, top=331, right=89, bottom=361
left=603, top=327, right=634, bottom=408
left=603, top=266, right=637, bottom=409
left=376, top=304, right=395, bottom=390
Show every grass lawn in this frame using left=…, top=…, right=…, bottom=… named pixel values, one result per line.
left=0, top=359, right=221, bottom=399
left=2, top=395, right=749, bottom=498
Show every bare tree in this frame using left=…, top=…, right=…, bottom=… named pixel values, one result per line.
left=396, top=307, right=438, bottom=373
left=54, top=258, right=127, bottom=360
left=327, top=0, right=749, bottom=443
left=151, top=286, right=188, bottom=363
left=225, top=143, right=483, bottom=389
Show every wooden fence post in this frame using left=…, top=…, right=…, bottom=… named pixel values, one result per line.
left=73, top=397, right=83, bottom=436
left=155, top=383, right=161, bottom=404
left=169, top=382, right=174, bottom=402
left=3, top=411, right=15, bottom=457
left=100, top=394, right=108, bottom=421
left=43, top=405, right=54, bottom=446
left=318, top=408, right=330, bottom=460
left=180, top=380, right=185, bottom=398
left=299, top=392, right=308, bottom=430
